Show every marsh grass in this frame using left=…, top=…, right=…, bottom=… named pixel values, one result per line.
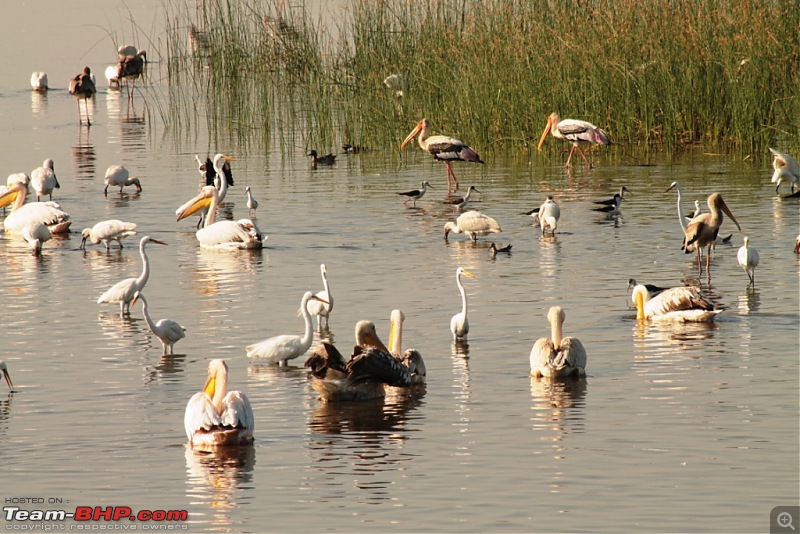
left=163, top=0, right=799, bottom=158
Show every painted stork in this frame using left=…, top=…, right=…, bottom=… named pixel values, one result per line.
left=537, top=112, right=611, bottom=168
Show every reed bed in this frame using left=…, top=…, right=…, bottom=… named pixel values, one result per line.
left=162, top=0, right=799, bottom=158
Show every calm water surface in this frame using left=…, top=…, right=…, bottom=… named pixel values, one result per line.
left=1, top=2, right=798, bottom=533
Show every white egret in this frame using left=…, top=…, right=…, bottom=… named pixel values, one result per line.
left=450, top=267, right=476, bottom=342
left=68, top=66, right=96, bottom=126
left=0, top=182, right=71, bottom=234
left=530, top=306, right=587, bottom=379
left=0, top=360, right=13, bottom=389
left=537, top=196, right=560, bottom=235
left=397, top=181, right=431, bottom=206
left=81, top=220, right=138, bottom=250
left=132, top=291, right=186, bottom=355
left=687, top=199, right=702, bottom=220
left=537, top=112, right=611, bottom=168
left=104, top=165, right=142, bottom=195
left=245, top=186, right=258, bottom=217
left=97, top=236, right=168, bottom=317
left=31, top=158, right=60, bottom=201
left=306, top=264, right=333, bottom=331
left=683, top=193, right=741, bottom=275
left=184, top=359, right=254, bottom=448
left=246, top=291, right=328, bottom=365
left=401, top=118, right=483, bottom=194
left=737, top=236, right=759, bottom=286
left=632, top=284, right=719, bottom=323
left=20, top=222, right=51, bottom=256
left=769, top=147, right=800, bottom=195
left=30, top=72, right=48, bottom=91
left=444, top=210, right=501, bottom=242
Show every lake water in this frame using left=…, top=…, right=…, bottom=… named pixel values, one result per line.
left=1, top=2, right=798, bottom=533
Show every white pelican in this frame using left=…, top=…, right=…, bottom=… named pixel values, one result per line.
left=245, top=186, right=258, bottom=217
left=683, top=193, right=741, bottom=275
left=401, top=118, right=483, bottom=194
left=594, top=186, right=629, bottom=206
left=397, top=180, right=431, bottom=206
left=184, top=359, right=254, bottom=448
left=489, top=242, right=512, bottom=257
left=132, top=291, right=186, bottom=355
left=104, top=65, right=120, bottom=90
left=769, top=147, right=800, bottom=195
left=308, top=150, right=336, bottom=167
left=450, top=267, right=476, bottom=342
left=537, top=112, right=611, bottom=168
left=246, top=291, right=328, bottom=365
left=192, top=154, right=233, bottom=228
left=304, top=321, right=412, bottom=402
left=104, top=165, right=142, bottom=195
left=97, top=236, right=167, bottom=317
left=537, top=196, right=560, bottom=235
left=0, top=182, right=71, bottom=234
left=444, top=210, right=501, bottom=242
left=117, top=49, right=146, bottom=98
left=30, top=72, right=48, bottom=91
left=306, top=264, right=334, bottom=331
left=388, top=309, right=426, bottom=384
left=530, top=306, right=587, bottom=379
left=20, top=222, right=51, bottom=256
left=737, top=236, right=759, bottom=286
left=7, top=173, right=30, bottom=189
left=68, top=66, right=96, bottom=126
left=81, top=220, right=138, bottom=250
left=632, top=284, right=719, bottom=323
left=443, top=185, right=480, bottom=210
left=31, top=158, right=60, bottom=201
left=592, top=193, right=622, bottom=217
left=0, top=360, right=13, bottom=389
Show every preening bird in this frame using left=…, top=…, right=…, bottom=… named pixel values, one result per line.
left=737, top=236, right=759, bottom=286
left=68, top=66, right=96, bottom=126
left=0, top=182, right=71, bottom=234
left=530, top=306, right=587, bottom=379
left=80, top=220, right=138, bottom=250
left=401, top=118, right=483, bottom=194
left=31, top=158, right=60, bottom=201
left=306, top=264, right=334, bottom=331
left=246, top=291, right=328, bottom=365
left=0, top=361, right=13, bottom=390
left=537, top=112, right=611, bottom=168
left=96, top=236, right=168, bottom=317
left=245, top=186, right=258, bottom=217
left=117, top=49, right=146, bottom=98
left=308, top=150, right=336, bottom=167
left=444, top=210, right=501, bottom=242
left=594, top=186, right=629, bottom=206
left=450, top=267, right=476, bottom=342
left=132, top=291, right=186, bottom=355
left=683, top=193, right=741, bottom=275
left=20, top=222, right=51, bottom=256
left=397, top=180, right=431, bottom=206
left=30, top=72, right=48, bottom=91
left=104, top=165, right=142, bottom=195
left=769, top=147, right=800, bottom=195
left=632, top=284, right=719, bottom=323
left=184, top=359, right=254, bottom=448
left=443, top=185, right=480, bottom=210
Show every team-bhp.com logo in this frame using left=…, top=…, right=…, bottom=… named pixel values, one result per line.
left=4, top=505, right=188, bottom=529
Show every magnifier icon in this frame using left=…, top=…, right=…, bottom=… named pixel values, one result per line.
left=778, top=512, right=795, bottom=531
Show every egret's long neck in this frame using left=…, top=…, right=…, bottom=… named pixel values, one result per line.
left=299, top=295, right=315, bottom=350
left=140, top=296, right=157, bottom=333
left=216, top=166, right=228, bottom=203
left=674, top=184, right=687, bottom=234
left=458, top=275, right=468, bottom=317
left=550, top=316, right=563, bottom=347
left=322, top=273, right=332, bottom=308
left=136, top=241, right=150, bottom=287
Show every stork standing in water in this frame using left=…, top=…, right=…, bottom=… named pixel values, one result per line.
left=69, top=66, right=96, bottom=126
left=537, top=112, right=611, bottom=168
left=683, top=193, right=741, bottom=276
left=401, top=118, right=483, bottom=195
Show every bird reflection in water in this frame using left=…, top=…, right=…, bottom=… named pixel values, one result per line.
left=529, top=376, right=588, bottom=439
left=631, top=320, right=718, bottom=385
left=307, top=395, right=422, bottom=436
left=142, top=353, right=187, bottom=386
left=189, top=247, right=264, bottom=297
left=737, top=287, right=761, bottom=315
left=30, top=90, right=47, bottom=115
left=184, top=446, right=255, bottom=528
left=71, top=127, right=96, bottom=183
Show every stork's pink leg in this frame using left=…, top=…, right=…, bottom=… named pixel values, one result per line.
left=576, top=145, right=593, bottom=169
left=445, top=162, right=459, bottom=194
left=565, top=145, right=576, bottom=167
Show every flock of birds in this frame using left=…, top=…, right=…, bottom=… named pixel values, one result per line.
left=7, top=57, right=800, bottom=450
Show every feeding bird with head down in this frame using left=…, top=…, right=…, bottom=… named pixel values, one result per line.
left=769, top=147, right=800, bottom=196
left=530, top=306, right=587, bottom=379
left=104, top=165, right=142, bottom=195
left=631, top=284, right=719, bottom=323
left=96, top=236, right=168, bottom=317
left=0, top=361, right=13, bottom=390
left=401, top=118, right=483, bottom=194
left=80, top=220, right=138, bottom=250
left=444, top=210, right=501, bottom=242
left=537, top=112, right=611, bottom=168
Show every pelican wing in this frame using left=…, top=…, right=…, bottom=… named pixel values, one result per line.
left=219, top=391, right=255, bottom=437
left=184, top=392, right=223, bottom=440
left=530, top=337, right=556, bottom=376
left=196, top=220, right=263, bottom=249
left=347, top=347, right=411, bottom=387
left=552, top=337, right=587, bottom=373
left=5, top=203, right=71, bottom=234
left=646, top=286, right=716, bottom=317
left=770, top=148, right=800, bottom=184
left=305, top=341, right=348, bottom=379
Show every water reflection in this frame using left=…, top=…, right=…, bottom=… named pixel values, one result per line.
left=96, top=313, right=150, bottom=352
left=190, top=248, right=264, bottom=297
left=143, top=353, right=187, bottom=385
left=529, top=376, right=588, bottom=438
left=0, top=391, right=14, bottom=434
left=30, top=91, right=47, bottom=115
left=737, top=286, right=761, bottom=314
left=71, top=127, right=96, bottom=182
left=184, top=446, right=256, bottom=529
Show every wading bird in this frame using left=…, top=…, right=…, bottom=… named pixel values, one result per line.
left=20, top=222, right=51, bottom=256
left=594, top=186, right=629, bottom=207
left=246, top=291, right=328, bottom=365
left=117, top=49, right=146, bottom=99
left=687, top=200, right=702, bottom=220
left=196, top=154, right=234, bottom=188
left=308, top=150, right=336, bottom=167
left=666, top=181, right=732, bottom=251
left=592, top=194, right=623, bottom=217
left=184, top=359, right=254, bottom=448
left=0, top=361, right=13, bottom=390
left=443, top=185, right=480, bottom=210
left=69, top=66, right=96, bottom=126
left=444, top=210, right=501, bottom=242
left=450, top=267, right=476, bottom=342
left=81, top=220, right=138, bottom=250
left=30, top=72, right=48, bottom=91
left=104, top=65, right=120, bottom=90
left=132, top=291, right=186, bottom=355
left=401, top=118, right=483, bottom=194
left=795, top=235, right=800, bottom=254
left=397, top=181, right=431, bottom=206
left=31, top=158, right=60, bottom=201
left=683, top=193, right=741, bottom=275
left=535, top=196, right=560, bottom=235
left=245, top=186, right=258, bottom=217
left=632, top=284, right=719, bottom=323
left=306, top=264, right=334, bottom=331
left=0, top=182, right=71, bottom=234
left=737, top=236, right=759, bottom=286
left=530, top=306, right=587, bottom=379
left=96, top=236, right=168, bottom=317
left=769, top=147, right=800, bottom=195
left=104, top=165, right=142, bottom=195
left=537, top=112, right=611, bottom=168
